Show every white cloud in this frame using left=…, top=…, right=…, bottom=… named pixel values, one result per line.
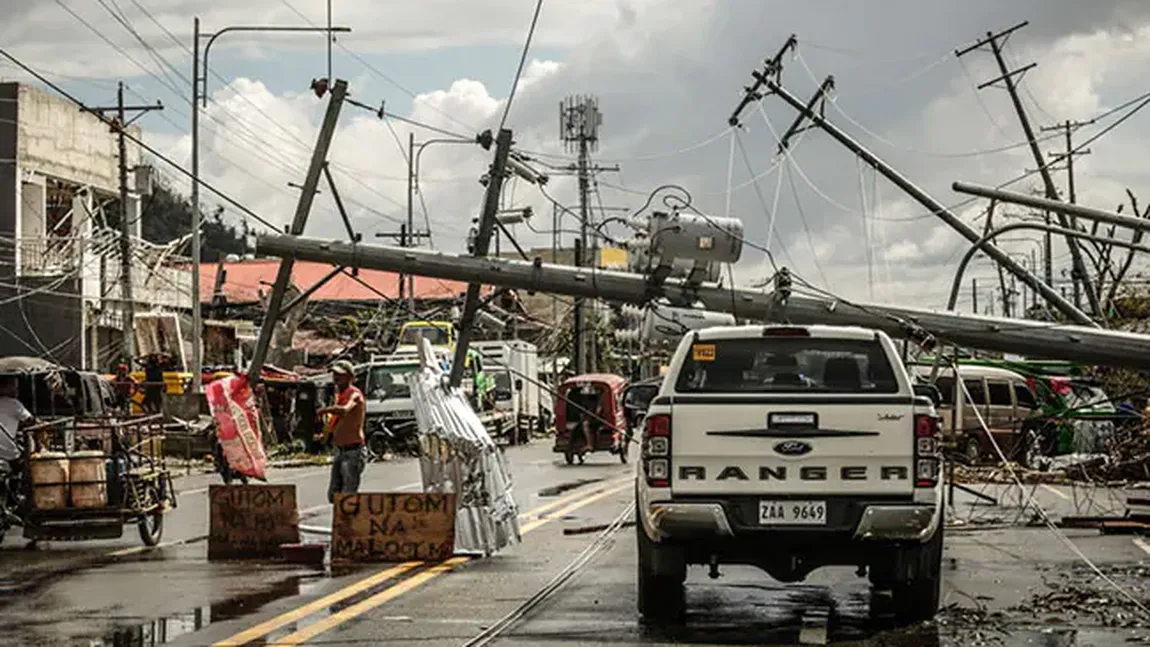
left=7, top=0, right=1150, bottom=317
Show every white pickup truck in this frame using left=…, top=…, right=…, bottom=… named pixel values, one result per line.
left=635, top=324, right=944, bottom=624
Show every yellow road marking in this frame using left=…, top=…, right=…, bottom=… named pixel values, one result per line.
left=212, top=562, right=421, bottom=647
left=269, top=557, right=470, bottom=645
left=518, top=475, right=632, bottom=522
left=213, top=475, right=632, bottom=646
left=272, top=480, right=632, bottom=645
left=519, top=481, right=632, bottom=534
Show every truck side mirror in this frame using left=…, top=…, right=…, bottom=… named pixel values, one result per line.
left=515, top=379, right=523, bottom=392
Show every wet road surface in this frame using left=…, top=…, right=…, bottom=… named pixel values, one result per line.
left=2, top=444, right=1148, bottom=646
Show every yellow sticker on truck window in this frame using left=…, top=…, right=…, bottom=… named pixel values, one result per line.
left=692, top=344, right=716, bottom=362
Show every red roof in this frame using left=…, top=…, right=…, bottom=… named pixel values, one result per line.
left=201, top=260, right=474, bottom=304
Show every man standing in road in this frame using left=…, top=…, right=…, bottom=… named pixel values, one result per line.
left=316, top=360, right=366, bottom=503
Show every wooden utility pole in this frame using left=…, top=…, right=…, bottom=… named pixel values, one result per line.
left=956, top=21, right=1102, bottom=318
left=89, top=83, right=162, bottom=362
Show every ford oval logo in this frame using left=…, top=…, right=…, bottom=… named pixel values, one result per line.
left=774, top=440, right=812, bottom=456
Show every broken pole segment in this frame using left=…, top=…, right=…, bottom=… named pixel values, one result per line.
left=248, top=79, right=348, bottom=383
left=953, top=181, right=1150, bottom=235
left=254, top=234, right=1150, bottom=370
left=449, top=128, right=514, bottom=389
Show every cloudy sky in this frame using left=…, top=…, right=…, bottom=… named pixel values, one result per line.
left=3, top=0, right=1150, bottom=314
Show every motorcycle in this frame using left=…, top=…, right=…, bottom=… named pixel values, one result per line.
left=365, top=418, right=420, bottom=461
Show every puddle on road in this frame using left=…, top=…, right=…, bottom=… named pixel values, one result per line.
left=83, top=570, right=327, bottom=647
left=538, top=477, right=605, bottom=497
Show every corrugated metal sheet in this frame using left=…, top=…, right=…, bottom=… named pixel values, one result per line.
left=408, top=339, right=520, bottom=556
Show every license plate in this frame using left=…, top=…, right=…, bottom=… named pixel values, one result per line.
left=758, top=500, right=827, bottom=526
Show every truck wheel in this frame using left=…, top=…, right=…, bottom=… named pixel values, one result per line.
left=636, top=506, right=686, bottom=622
left=889, top=523, right=944, bottom=624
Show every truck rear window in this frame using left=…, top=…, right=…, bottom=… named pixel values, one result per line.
left=674, top=337, right=899, bottom=394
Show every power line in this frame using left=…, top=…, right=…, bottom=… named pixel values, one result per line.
left=498, top=0, right=544, bottom=131
left=0, top=48, right=278, bottom=234
left=276, top=0, right=480, bottom=137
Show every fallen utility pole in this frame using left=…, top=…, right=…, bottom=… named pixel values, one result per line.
left=247, top=79, right=348, bottom=383
left=254, top=235, right=1150, bottom=369
left=89, top=83, right=163, bottom=362
left=449, top=128, right=514, bottom=389
left=952, top=182, right=1150, bottom=235
left=956, top=22, right=1100, bottom=316
left=756, top=75, right=1096, bottom=327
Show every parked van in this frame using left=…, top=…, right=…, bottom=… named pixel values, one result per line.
left=909, top=363, right=1040, bottom=464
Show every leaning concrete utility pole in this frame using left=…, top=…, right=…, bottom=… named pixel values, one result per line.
left=751, top=73, right=1095, bottom=327
left=956, top=21, right=1101, bottom=317
left=253, top=235, right=1150, bottom=370
left=89, top=83, right=163, bottom=362
left=448, top=128, right=514, bottom=388
left=247, top=79, right=348, bottom=383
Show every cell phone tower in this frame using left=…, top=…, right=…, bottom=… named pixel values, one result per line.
left=559, top=95, right=603, bottom=374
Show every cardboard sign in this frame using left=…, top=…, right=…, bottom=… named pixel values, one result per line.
left=331, top=493, right=456, bottom=563
left=208, top=484, right=300, bottom=560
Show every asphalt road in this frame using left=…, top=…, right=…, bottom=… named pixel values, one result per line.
left=2, top=444, right=1148, bottom=647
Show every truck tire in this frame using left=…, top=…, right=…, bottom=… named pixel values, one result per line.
left=636, top=506, right=686, bottom=622
left=889, top=522, right=944, bottom=624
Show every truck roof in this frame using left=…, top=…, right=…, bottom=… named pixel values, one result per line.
left=692, top=324, right=880, bottom=342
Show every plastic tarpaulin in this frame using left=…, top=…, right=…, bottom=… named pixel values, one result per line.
left=205, top=375, right=268, bottom=480
left=408, top=339, right=520, bottom=556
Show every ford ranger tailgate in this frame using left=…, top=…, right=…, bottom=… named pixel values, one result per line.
left=667, top=330, right=914, bottom=496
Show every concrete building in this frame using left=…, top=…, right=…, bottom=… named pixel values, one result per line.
left=0, top=82, right=191, bottom=370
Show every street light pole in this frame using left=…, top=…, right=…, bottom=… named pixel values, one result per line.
left=408, top=134, right=485, bottom=315
left=191, top=17, right=201, bottom=389
left=189, top=21, right=350, bottom=392
left=406, top=132, right=414, bottom=314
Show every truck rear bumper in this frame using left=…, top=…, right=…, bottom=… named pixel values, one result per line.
left=640, top=491, right=941, bottom=544
left=852, top=503, right=939, bottom=542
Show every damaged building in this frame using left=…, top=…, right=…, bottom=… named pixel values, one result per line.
left=0, top=82, right=191, bottom=370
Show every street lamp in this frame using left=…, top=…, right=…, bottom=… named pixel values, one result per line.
left=401, top=132, right=490, bottom=312
left=189, top=19, right=350, bottom=392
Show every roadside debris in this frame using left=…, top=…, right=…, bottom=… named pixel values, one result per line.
left=1012, top=564, right=1150, bottom=630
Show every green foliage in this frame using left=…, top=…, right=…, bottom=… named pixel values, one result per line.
left=139, top=177, right=248, bottom=262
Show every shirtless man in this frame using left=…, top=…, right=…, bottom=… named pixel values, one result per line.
left=316, top=360, right=366, bottom=503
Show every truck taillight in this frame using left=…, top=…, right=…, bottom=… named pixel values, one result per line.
left=914, top=414, right=939, bottom=488
left=643, top=414, right=672, bottom=488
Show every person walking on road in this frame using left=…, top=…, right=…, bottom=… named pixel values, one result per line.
left=316, top=360, right=366, bottom=503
